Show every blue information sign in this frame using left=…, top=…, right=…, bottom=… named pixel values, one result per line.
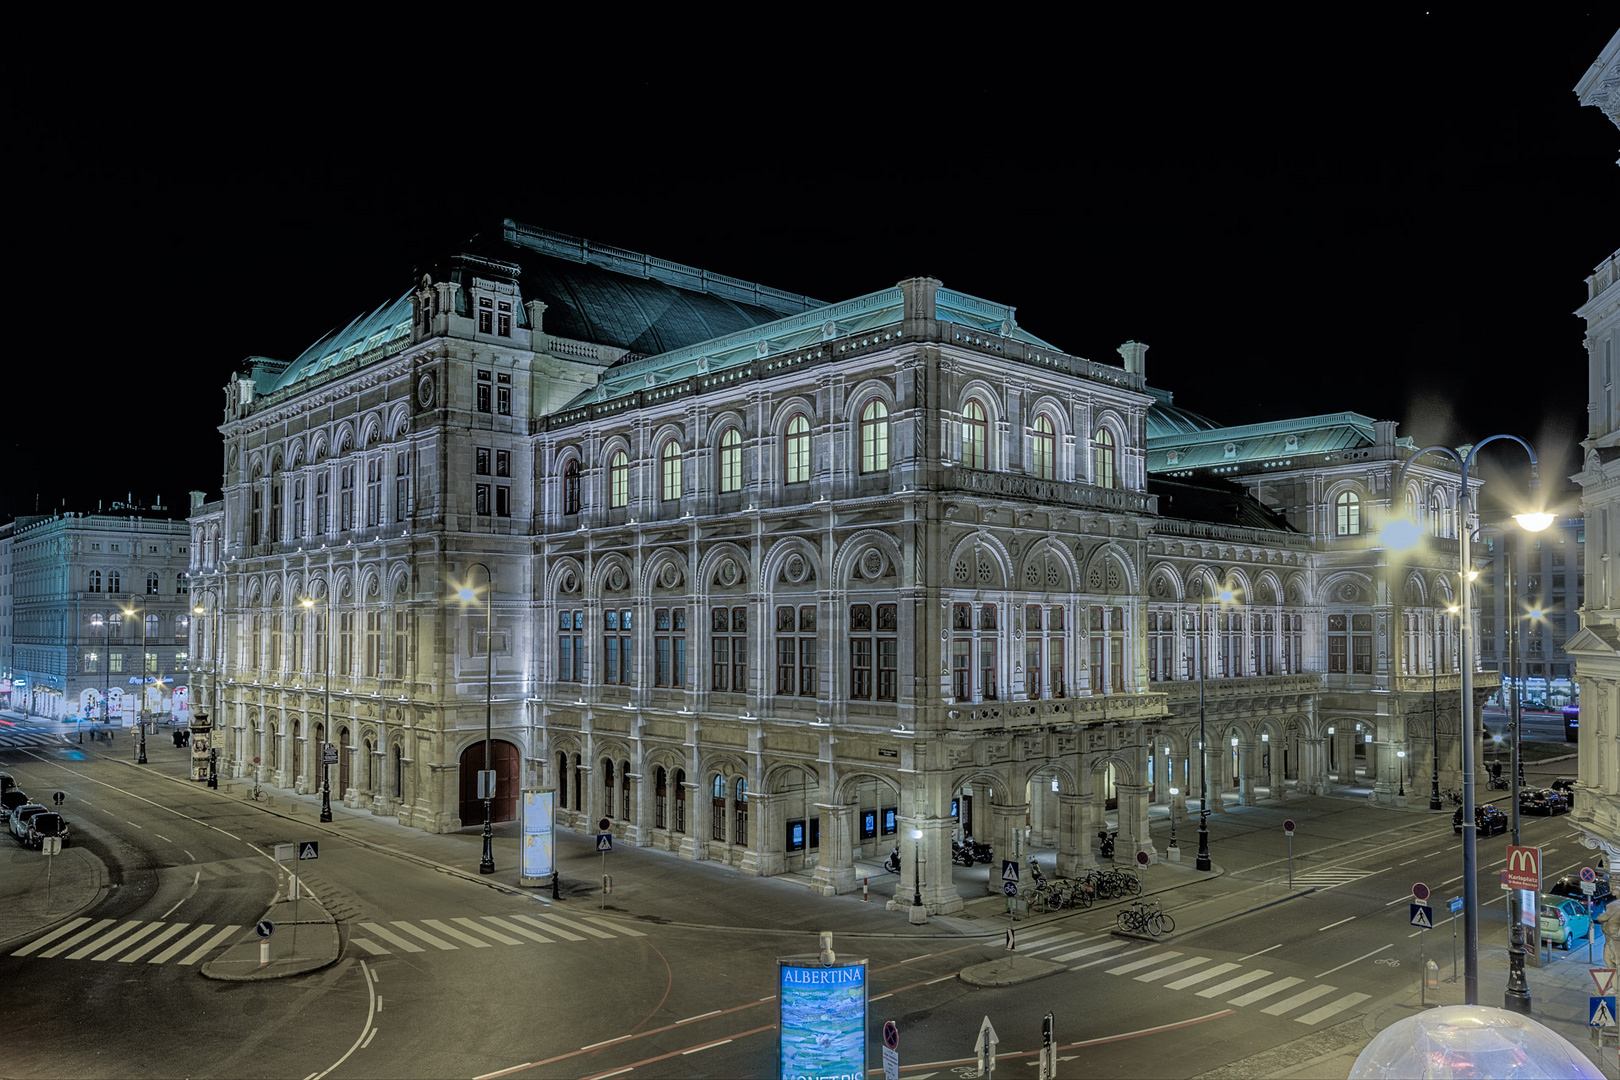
left=1591, top=997, right=1616, bottom=1028
left=1410, top=903, right=1434, bottom=929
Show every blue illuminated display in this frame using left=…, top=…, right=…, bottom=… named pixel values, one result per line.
left=779, top=961, right=866, bottom=1080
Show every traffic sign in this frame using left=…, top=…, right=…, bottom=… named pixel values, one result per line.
left=1136, top=849, right=1150, bottom=867
left=274, top=843, right=295, bottom=861
left=882, top=1020, right=899, bottom=1050
left=975, top=1015, right=999, bottom=1077
left=1004, top=928, right=1015, bottom=951
left=1002, top=860, right=1020, bottom=883
left=1284, top=819, right=1295, bottom=835
left=1413, top=882, right=1430, bottom=902
left=882, top=1020, right=899, bottom=1080
left=42, top=836, right=61, bottom=855
left=1593, top=968, right=1616, bottom=996
left=1592, top=997, right=1616, bottom=1028
left=1003, top=882, right=1018, bottom=897
left=322, top=742, right=339, bottom=765
left=255, top=920, right=275, bottom=938
left=1503, top=845, right=1542, bottom=891
left=1410, top=903, right=1434, bottom=929
left=1449, top=896, right=1464, bottom=914
left=596, top=833, right=613, bottom=852
left=598, top=817, right=612, bottom=832
left=1583, top=866, right=1598, bottom=883
left=52, top=791, right=65, bottom=806
left=298, top=841, right=319, bottom=860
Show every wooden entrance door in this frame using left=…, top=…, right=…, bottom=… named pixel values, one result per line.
left=459, top=740, right=520, bottom=825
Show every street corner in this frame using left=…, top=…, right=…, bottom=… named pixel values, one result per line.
left=199, top=919, right=342, bottom=981
left=0, top=843, right=108, bottom=949
left=959, top=953, right=1067, bottom=988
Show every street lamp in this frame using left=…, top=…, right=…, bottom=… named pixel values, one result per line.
left=301, top=596, right=334, bottom=823
left=1397, top=750, right=1406, bottom=797
left=193, top=590, right=222, bottom=789
left=1429, top=604, right=1457, bottom=810
left=908, top=826, right=928, bottom=925
left=459, top=563, right=496, bottom=875
left=124, top=599, right=149, bottom=765
left=1168, top=786, right=1179, bottom=848
left=1393, top=433, right=1544, bottom=1008
left=1194, top=580, right=1235, bottom=872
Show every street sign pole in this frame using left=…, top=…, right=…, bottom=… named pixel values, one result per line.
left=1284, top=820, right=1296, bottom=888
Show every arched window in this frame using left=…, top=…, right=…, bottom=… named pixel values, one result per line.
left=176, top=573, right=187, bottom=595
left=109, top=612, right=123, bottom=641
left=609, top=451, right=629, bottom=509
left=719, top=428, right=742, bottom=493
left=1336, top=491, right=1362, bottom=536
left=661, top=440, right=682, bottom=502
left=711, top=774, right=727, bottom=841
left=859, top=400, right=889, bottom=473
left=1428, top=493, right=1446, bottom=537
left=563, top=459, right=581, bottom=516
left=620, top=758, right=632, bottom=820
left=655, top=766, right=667, bottom=829
left=88, top=570, right=101, bottom=593
left=1094, top=428, right=1116, bottom=489
left=1032, top=414, right=1056, bottom=480
left=733, top=777, right=748, bottom=846
left=602, top=758, right=615, bottom=817
left=785, top=414, right=811, bottom=484
left=962, top=399, right=988, bottom=470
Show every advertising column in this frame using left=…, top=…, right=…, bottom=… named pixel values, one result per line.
left=778, top=956, right=867, bottom=1080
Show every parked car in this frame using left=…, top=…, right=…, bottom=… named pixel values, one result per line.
left=1454, top=804, right=1509, bottom=836
left=1548, top=873, right=1615, bottom=916
left=1, top=789, right=29, bottom=824
left=1551, top=777, right=1577, bottom=805
left=1519, top=788, right=1571, bottom=815
left=25, top=811, right=67, bottom=850
left=0, top=770, right=15, bottom=797
left=10, top=804, right=46, bottom=842
left=1540, top=897, right=1595, bottom=948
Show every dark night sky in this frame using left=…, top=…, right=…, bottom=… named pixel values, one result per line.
left=13, top=14, right=1617, bottom=525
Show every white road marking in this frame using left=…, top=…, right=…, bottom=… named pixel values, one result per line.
left=1315, top=943, right=1393, bottom=978
left=582, top=915, right=647, bottom=937
left=483, top=916, right=554, bottom=944
left=358, top=923, right=424, bottom=953
left=178, top=926, right=236, bottom=965
left=1319, top=917, right=1357, bottom=930
left=149, top=924, right=214, bottom=964
left=12, top=918, right=91, bottom=957
left=307, top=958, right=376, bottom=1080
left=1136, top=957, right=1212, bottom=982
left=352, top=938, right=388, bottom=955
left=1260, top=983, right=1337, bottom=1015
left=421, top=919, right=490, bottom=948
left=119, top=923, right=187, bottom=963
left=1107, top=951, right=1181, bottom=975
left=1197, top=970, right=1272, bottom=998
left=1295, top=992, right=1372, bottom=1025
left=1166, top=962, right=1240, bottom=990
left=155, top=834, right=172, bottom=843
left=680, top=1011, right=721, bottom=1024
left=1236, top=944, right=1281, bottom=962
left=682, top=1040, right=732, bottom=1055
left=1228, top=976, right=1304, bottom=1006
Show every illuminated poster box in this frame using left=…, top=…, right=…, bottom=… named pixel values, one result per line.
left=520, top=787, right=556, bottom=886
left=778, top=958, right=867, bottom=1080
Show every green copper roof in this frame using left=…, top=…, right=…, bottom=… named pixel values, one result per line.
left=1145, top=386, right=1224, bottom=438
left=1146, top=411, right=1387, bottom=472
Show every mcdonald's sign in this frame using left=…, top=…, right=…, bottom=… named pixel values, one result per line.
left=1503, top=845, right=1542, bottom=891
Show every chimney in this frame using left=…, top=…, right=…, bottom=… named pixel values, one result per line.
left=1117, top=341, right=1148, bottom=376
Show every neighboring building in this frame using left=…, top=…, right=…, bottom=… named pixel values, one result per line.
left=1477, top=513, right=1584, bottom=710
left=0, top=520, right=14, bottom=707
left=1565, top=26, right=1620, bottom=871
left=199, top=220, right=1502, bottom=912
left=9, top=510, right=192, bottom=721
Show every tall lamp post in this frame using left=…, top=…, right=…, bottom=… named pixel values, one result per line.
left=301, top=596, right=334, bottom=823
left=1194, top=580, right=1235, bottom=872
left=1392, top=434, right=1548, bottom=1008
left=459, top=564, right=496, bottom=876
left=193, top=587, right=223, bottom=789
left=124, top=599, right=149, bottom=765
left=1429, top=604, right=1458, bottom=811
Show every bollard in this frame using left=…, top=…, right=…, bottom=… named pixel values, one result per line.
left=259, top=940, right=269, bottom=967
left=863, top=877, right=869, bottom=902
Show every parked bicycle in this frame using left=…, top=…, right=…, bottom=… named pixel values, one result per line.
left=1117, top=899, right=1174, bottom=937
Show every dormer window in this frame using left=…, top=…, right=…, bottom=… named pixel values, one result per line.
left=497, top=301, right=512, bottom=337
left=476, top=369, right=492, bottom=413
left=478, top=297, right=494, bottom=335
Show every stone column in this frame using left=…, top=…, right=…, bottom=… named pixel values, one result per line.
left=1267, top=738, right=1286, bottom=797
left=1237, top=741, right=1258, bottom=805
left=1117, top=782, right=1155, bottom=863
left=987, top=801, right=1028, bottom=893
left=1203, top=745, right=1225, bottom=813
left=1079, top=767, right=1105, bottom=870
left=629, top=770, right=652, bottom=847
left=749, top=792, right=784, bottom=877
left=919, top=814, right=959, bottom=914
left=1056, top=793, right=1084, bottom=877
left=812, top=803, right=855, bottom=896
left=678, top=781, right=702, bottom=861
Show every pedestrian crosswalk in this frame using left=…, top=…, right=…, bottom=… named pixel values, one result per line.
left=349, top=911, right=645, bottom=955
left=1283, top=867, right=1376, bottom=890
left=8, top=910, right=649, bottom=967
left=0, top=726, right=70, bottom=751
left=998, top=926, right=1371, bottom=1026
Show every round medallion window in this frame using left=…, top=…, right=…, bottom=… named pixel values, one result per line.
left=417, top=375, right=435, bottom=408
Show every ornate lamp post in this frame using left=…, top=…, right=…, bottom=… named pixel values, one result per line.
left=1429, top=604, right=1456, bottom=810
left=193, top=587, right=223, bottom=789
left=1393, top=433, right=1547, bottom=1008
left=1194, top=580, right=1235, bottom=872
left=124, top=598, right=149, bottom=765
left=459, top=564, right=496, bottom=875
left=1397, top=750, right=1406, bottom=797
left=1168, top=786, right=1179, bottom=848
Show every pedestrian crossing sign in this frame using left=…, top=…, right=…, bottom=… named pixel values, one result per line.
left=1591, top=996, right=1615, bottom=1028
left=1409, top=903, right=1433, bottom=929
left=299, top=842, right=319, bottom=860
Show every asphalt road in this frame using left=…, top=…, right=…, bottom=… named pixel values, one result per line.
left=0, top=718, right=1597, bottom=1079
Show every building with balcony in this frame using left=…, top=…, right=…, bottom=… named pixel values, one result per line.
left=197, top=220, right=1500, bottom=911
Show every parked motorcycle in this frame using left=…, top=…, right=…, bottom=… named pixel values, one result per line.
left=951, top=839, right=976, bottom=867
left=883, top=846, right=900, bottom=873
left=962, top=833, right=993, bottom=863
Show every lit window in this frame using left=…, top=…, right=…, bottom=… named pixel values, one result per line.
left=563, top=460, right=582, bottom=515
left=610, top=451, right=629, bottom=508
left=785, top=414, right=811, bottom=484
left=860, top=400, right=889, bottom=473
left=661, top=440, right=682, bottom=502
left=1095, top=428, right=1115, bottom=488
left=1336, top=492, right=1361, bottom=536
left=719, top=428, right=742, bottom=493
left=1032, top=414, right=1055, bottom=480
left=962, top=399, right=987, bottom=469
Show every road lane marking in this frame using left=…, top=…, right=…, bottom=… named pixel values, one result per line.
left=1197, top=970, right=1272, bottom=998
left=150, top=924, right=214, bottom=963
left=679, top=1011, right=721, bottom=1024
left=484, top=916, right=554, bottom=944
left=1107, top=951, right=1181, bottom=975
left=1295, top=991, right=1372, bottom=1024
left=119, top=923, right=187, bottom=962
left=682, top=1040, right=731, bottom=1054
left=531, top=912, right=615, bottom=939
left=94, top=921, right=165, bottom=960
left=1236, top=944, right=1282, bottom=962
left=1136, top=957, right=1212, bottom=982
left=1228, top=976, right=1304, bottom=1006
left=358, top=923, right=424, bottom=953
left=1319, top=917, right=1357, bottom=930
left=422, top=919, right=491, bottom=947
left=67, top=921, right=142, bottom=960
left=1057, top=941, right=1131, bottom=963
left=450, top=916, right=524, bottom=945
left=582, top=915, right=647, bottom=937
left=1166, top=963, right=1240, bottom=990
left=12, top=917, right=90, bottom=957
left=307, top=958, right=376, bottom=1080
left=155, top=834, right=172, bottom=843
left=393, top=921, right=457, bottom=950
left=1316, top=943, right=1393, bottom=978
left=1260, top=983, right=1337, bottom=1015
left=513, top=914, right=586, bottom=941
left=40, top=919, right=115, bottom=958
left=352, top=938, right=388, bottom=955
left=178, top=926, right=237, bottom=965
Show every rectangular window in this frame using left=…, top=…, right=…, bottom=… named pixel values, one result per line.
left=559, top=610, right=583, bottom=681
left=340, top=611, right=355, bottom=675
left=395, top=452, right=411, bottom=522
left=314, top=613, right=327, bottom=673
left=850, top=637, right=872, bottom=699
left=340, top=465, right=355, bottom=531
left=495, top=450, right=510, bottom=477
left=477, top=448, right=491, bottom=475
left=711, top=607, right=747, bottom=692
left=798, top=606, right=815, bottom=696
left=291, top=613, right=304, bottom=672
left=496, top=487, right=511, bottom=517
left=315, top=472, right=329, bottom=534
left=366, top=610, right=382, bottom=677
left=603, top=609, right=631, bottom=685
left=1352, top=613, right=1373, bottom=674
left=498, top=382, right=511, bottom=416
left=476, top=484, right=490, bottom=516
left=496, top=300, right=511, bottom=337
left=109, top=653, right=123, bottom=673
left=1327, top=614, right=1347, bottom=674
left=293, top=477, right=306, bottom=538
left=731, top=605, right=747, bottom=691
left=366, top=458, right=383, bottom=527
left=251, top=614, right=262, bottom=668
left=393, top=611, right=408, bottom=678
left=478, top=297, right=493, bottom=334
left=270, top=615, right=283, bottom=671
left=952, top=638, right=972, bottom=699
left=476, top=369, right=492, bottom=413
